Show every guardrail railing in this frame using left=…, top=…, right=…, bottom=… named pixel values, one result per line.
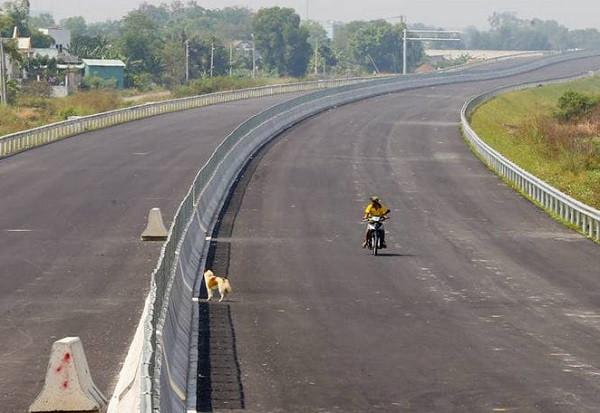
left=461, top=76, right=600, bottom=242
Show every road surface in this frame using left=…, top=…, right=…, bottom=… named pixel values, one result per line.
left=200, top=56, right=600, bottom=412
left=0, top=92, right=306, bottom=412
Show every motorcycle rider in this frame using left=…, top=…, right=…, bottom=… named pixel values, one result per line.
left=362, top=196, right=390, bottom=249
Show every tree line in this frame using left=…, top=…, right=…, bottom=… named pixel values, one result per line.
left=2, top=2, right=600, bottom=93
left=1, top=1, right=425, bottom=90
left=429, top=12, right=600, bottom=51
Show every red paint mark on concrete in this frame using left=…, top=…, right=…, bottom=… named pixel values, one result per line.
left=62, top=380, right=69, bottom=389
left=55, top=353, right=71, bottom=373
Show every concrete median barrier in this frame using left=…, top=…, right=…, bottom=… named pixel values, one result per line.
left=29, top=337, right=107, bottom=413
left=141, top=208, right=169, bottom=241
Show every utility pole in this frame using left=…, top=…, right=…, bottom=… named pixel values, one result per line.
left=314, top=37, right=318, bottom=75
left=403, top=28, right=407, bottom=75
left=229, top=41, right=233, bottom=77
left=251, top=33, right=256, bottom=78
left=185, top=39, right=189, bottom=83
left=0, top=39, right=7, bottom=105
left=210, top=41, right=214, bottom=78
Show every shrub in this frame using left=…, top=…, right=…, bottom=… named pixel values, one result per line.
left=80, top=75, right=118, bottom=91
left=554, top=90, right=595, bottom=122
left=172, top=76, right=289, bottom=98
left=6, top=79, right=20, bottom=104
left=59, top=107, right=80, bottom=120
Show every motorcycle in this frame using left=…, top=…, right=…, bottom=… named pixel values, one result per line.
left=365, top=216, right=386, bottom=256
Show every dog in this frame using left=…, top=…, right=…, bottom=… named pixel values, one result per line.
left=203, top=269, right=232, bottom=302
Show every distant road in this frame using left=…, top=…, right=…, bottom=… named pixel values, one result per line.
left=0, top=91, right=306, bottom=412
left=201, top=56, right=600, bottom=412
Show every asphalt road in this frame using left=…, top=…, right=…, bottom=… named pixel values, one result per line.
left=203, top=57, right=600, bottom=412
left=0, top=92, right=306, bottom=412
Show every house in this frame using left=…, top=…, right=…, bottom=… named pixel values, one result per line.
left=38, top=28, right=71, bottom=52
left=12, top=27, right=33, bottom=57
left=81, top=59, right=126, bottom=89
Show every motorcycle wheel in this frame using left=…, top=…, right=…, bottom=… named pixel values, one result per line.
left=373, top=232, right=378, bottom=256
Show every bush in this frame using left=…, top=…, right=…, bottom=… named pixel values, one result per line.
left=59, top=107, right=80, bottom=120
left=172, top=76, right=289, bottom=98
left=6, top=79, right=20, bottom=104
left=80, top=75, right=118, bottom=91
left=130, top=73, right=154, bottom=92
left=554, top=90, right=595, bottom=122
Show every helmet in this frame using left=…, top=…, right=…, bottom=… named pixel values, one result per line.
left=370, top=196, right=380, bottom=202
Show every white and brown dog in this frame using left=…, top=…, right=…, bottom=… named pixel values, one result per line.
left=204, top=269, right=232, bottom=302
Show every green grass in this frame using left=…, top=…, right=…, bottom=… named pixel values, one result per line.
left=469, top=75, right=600, bottom=210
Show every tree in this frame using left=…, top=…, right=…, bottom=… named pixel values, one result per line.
left=161, top=37, right=186, bottom=89
left=191, top=36, right=228, bottom=77
left=251, top=7, right=311, bottom=77
left=30, top=13, right=55, bottom=29
left=86, top=20, right=121, bottom=41
left=69, top=34, right=114, bottom=58
left=61, top=16, right=87, bottom=38
left=119, top=12, right=164, bottom=86
left=21, top=55, right=59, bottom=81
left=465, top=13, right=577, bottom=51
left=3, top=0, right=30, bottom=36
left=341, top=20, right=422, bottom=74
left=571, top=29, right=600, bottom=50
left=302, top=20, right=337, bottom=75
left=331, top=20, right=367, bottom=74
left=30, top=30, right=54, bottom=48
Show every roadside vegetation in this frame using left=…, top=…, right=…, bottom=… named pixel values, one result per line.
left=469, top=76, right=600, bottom=209
left=0, top=76, right=301, bottom=136
left=0, top=88, right=123, bottom=135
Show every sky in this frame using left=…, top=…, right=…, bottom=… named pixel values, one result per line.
left=29, top=0, right=600, bottom=30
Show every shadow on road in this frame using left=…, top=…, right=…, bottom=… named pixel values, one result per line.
left=372, top=252, right=415, bottom=257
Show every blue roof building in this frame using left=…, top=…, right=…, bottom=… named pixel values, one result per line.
left=82, top=59, right=126, bottom=89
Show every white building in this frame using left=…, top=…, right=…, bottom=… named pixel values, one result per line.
left=38, top=28, right=71, bottom=51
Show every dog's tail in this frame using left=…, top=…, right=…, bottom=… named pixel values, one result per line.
left=221, top=278, right=232, bottom=295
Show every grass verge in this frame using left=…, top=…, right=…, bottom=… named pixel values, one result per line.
left=469, top=75, right=600, bottom=211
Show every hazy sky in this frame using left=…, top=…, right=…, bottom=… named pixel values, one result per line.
left=30, top=0, right=599, bottom=30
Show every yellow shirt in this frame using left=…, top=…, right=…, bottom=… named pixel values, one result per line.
left=365, top=203, right=389, bottom=217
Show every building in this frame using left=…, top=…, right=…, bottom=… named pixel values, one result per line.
left=81, top=59, right=126, bottom=89
left=12, top=27, right=33, bottom=57
left=38, top=28, right=71, bottom=52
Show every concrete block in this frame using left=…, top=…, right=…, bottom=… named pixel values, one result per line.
left=141, top=207, right=168, bottom=241
left=29, top=337, right=108, bottom=412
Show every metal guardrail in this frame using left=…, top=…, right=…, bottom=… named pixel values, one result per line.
left=461, top=76, right=600, bottom=242
left=0, top=78, right=385, bottom=158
